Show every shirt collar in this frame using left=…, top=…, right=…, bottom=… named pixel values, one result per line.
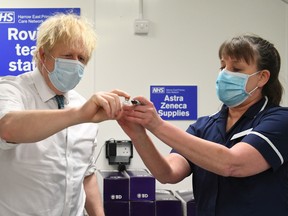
left=211, top=96, right=269, bottom=120
left=242, top=96, right=269, bottom=118
left=31, top=68, right=68, bottom=103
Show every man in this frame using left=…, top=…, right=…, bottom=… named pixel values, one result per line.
left=0, top=13, right=129, bottom=216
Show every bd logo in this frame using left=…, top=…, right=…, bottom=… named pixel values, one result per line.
left=0, top=11, right=15, bottom=23
left=152, top=87, right=165, bottom=94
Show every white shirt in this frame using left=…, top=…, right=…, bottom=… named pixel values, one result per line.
left=0, top=69, right=99, bottom=216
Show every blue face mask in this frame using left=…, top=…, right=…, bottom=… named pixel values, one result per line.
left=216, top=69, right=260, bottom=107
left=45, top=57, right=85, bottom=93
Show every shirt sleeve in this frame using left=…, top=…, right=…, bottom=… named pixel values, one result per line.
left=0, top=79, right=25, bottom=149
left=0, top=138, right=19, bottom=150
left=84, top=136, right=99, bottom=176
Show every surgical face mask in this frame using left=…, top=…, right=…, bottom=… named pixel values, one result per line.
left=44, top=56, right=85, bottom=92
left=216, top=69, right=260, bottom=107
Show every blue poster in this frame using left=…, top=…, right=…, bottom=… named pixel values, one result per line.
left=150, top=85, right=198, bottom=120
left=0, top=8, right=80, bottom=76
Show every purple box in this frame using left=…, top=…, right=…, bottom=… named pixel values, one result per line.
left=175, top=190, right=196, bottom=216
left=104, top=201, right=129, bottom=216
left=125, top=169, right=156, bottom=201
left=97, top=170, right=129, bottom=202
left=155, top=189, right=182, bottom=216
left=130, top=200, right=155, bottom=216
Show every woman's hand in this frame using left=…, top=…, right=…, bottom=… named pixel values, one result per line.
left=117, top=96, right=165, bottom=143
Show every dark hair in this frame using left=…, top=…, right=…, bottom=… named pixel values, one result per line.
left=218, top=33, right=283, bottom=105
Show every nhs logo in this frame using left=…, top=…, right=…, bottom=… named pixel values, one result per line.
left=0, top=11, right=15, bottom=23
left=151, top=86, right=165, bottom=94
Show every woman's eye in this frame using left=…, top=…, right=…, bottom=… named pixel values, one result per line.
left=233, top=68, right=242, bottom=72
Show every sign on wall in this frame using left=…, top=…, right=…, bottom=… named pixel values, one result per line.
left=0, top=8, right=80, bottom=76
left=150, top=85, right=198, bottom=120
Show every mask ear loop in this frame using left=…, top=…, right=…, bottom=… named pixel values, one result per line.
left=246, top=70, right=261, bottom=96
left=249, top=70, right=261, bottom=77
left=247, top=86, right=258, bottom=96
left=42, top=63, right=51, bottom=74
left=41, top=53, right=57, bottom=74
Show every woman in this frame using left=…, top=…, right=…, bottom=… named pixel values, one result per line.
left=118, top=34, right=288, bottom=216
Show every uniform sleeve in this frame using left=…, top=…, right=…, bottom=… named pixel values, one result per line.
left=242, top=107, right=288, bottom=171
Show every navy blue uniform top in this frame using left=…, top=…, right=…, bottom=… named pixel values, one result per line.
left=172, top=97, right=288, bottom=216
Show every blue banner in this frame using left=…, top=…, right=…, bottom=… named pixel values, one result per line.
left=0, top=8, right=80, bottom=76
left=150, top=85, right=198, bottom=120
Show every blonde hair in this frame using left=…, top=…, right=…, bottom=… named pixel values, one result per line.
left=34, top=13, right=97, bottom=65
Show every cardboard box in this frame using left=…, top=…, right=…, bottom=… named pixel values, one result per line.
left=175, top=190, right=196, bottom=216
left=130, top=200, right=155, bottom=216
left=104, top=201, right=129, bottom=216
left=155, top=189, right=182, bottom=216
left=97, top=170, right=129, bottom=202
left=125, top=169, right=156, bottom=201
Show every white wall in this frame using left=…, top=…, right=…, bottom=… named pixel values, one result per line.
left=1, top=0, right=288, bottom=192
